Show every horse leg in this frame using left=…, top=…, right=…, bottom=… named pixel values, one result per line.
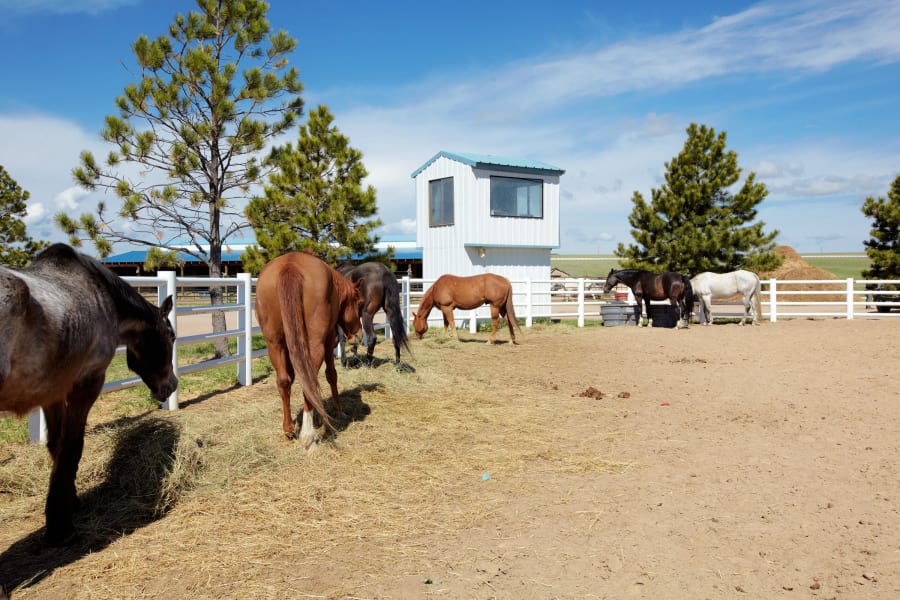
left=633, top=295, right=643, bottom=326
left=298, top=406, right=317, bottom=450
left=44, top=374, right=103, bottom=544
left=698, top=294, right=710, bottom=325
left=337, top=328, right=349, bottom=367
left=672, top=297, right=686, bottom=329
left=487, top=305, right=500, bottom=344
left=441, top=307, right=457, bottom=339
left=269, top=342, right=297, bottom=439
left=740, top=294, right=751, bottom=326
left=502, top=306, right=518, bottom=345
left=362, top=311, right=376, bottom=363
left=323, top=338, right=345, bottom=419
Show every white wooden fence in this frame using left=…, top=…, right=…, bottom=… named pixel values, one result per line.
left=19, top=274, right=900, bottom=442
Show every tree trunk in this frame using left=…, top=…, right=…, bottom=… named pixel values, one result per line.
left=208, top=216, right=230, bottom=359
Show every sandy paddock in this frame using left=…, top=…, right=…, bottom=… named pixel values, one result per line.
left=2, top=317, right=900, bottom=599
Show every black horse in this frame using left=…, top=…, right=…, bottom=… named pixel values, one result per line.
left=603, top=268, right=694, bottom=328
left=0, top=244, right=178, bottom=544
left=337, top=262, right=412, bottom=366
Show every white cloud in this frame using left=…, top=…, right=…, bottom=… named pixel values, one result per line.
left=0, top=0, right=138, bottom=16
left=24, top=201, right=45, bottom=224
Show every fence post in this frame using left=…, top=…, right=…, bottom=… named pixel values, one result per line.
left=525, top=278, right=533, bottom=328
left=401, top=276, right=411, bottom=333
left=846, top=278, right=855, bottom=320
left=769, top=278, right=777, bottom=323
left=237, top=273, right=253, bottom=385
left=577, top=278, right=585, bottom=328
left=28, top=407, right=47, bottom=444
left=158, top=270, right=179, bottom=410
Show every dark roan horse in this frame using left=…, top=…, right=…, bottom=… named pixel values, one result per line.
left=0, top=244, right=177, bottom=544
left=337, top=262, right=412, bottom=366
left=255, top=252, right=363, bottom=448
left=413, top=273, right=522, bottom=344
left=603, top=268, right=694, bottom=328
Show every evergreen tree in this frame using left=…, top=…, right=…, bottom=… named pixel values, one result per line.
left=57, top=0, right=303, bottom=356
left=0, top=165, right=48, bottom=268
left=861, top=174, right=900, bottom=279
left=616, top=123, right=781, bottom=274
left=242, top=105, right=382, bottom=273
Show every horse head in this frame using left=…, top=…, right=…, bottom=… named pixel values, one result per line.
left=412, top=310, right=428, bottom=339
left=124, top=295, right=178, bottom=403
left=602, top=269, right=619, bottom=293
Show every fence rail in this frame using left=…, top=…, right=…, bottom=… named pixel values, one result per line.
left=19, top=274, right=900, bottom=442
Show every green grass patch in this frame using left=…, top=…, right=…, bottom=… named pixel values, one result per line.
left=802, top=254, right=871, bottom=280
left=551, top=255, right=621, bottom=278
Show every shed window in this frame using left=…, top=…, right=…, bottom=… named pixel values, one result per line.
left=429, top=177, right=454, bottom=226
left=490, top=176, right=543, bottom=218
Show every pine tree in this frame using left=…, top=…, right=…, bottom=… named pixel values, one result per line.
left=0, top=165, right=48, bottom=268
left=242, top=105, right=382, bottom=273
left=861, top=174, right=900, bottom=279
left=57, top=0, right=303, bottom=356
left=616, top=123, right=781, bottom=274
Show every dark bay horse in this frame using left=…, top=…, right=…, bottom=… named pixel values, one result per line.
left=337, top=262, right=412, bottom=366
left=413, top=273, right=521, bottom=344
left=0, top=243, right=177, bottom=544
left=255, top=252, right=363, bottom=448
left=603, top=268, right=694, bottom=328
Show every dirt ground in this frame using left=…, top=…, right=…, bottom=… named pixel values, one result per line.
left=3, top=317, right=900, bottom=599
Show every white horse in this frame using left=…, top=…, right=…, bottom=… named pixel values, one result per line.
left=690, top=270, right=762, bottom=325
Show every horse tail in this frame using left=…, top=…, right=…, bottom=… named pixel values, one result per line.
left=384, top=276, right=413, bottom=358
left=504, top=282, right=523, bottom=335
left=278, top=265, right=334, bottom=433
left=681, top=275, right=695, bottom=323
left=752, top=273, right=763, bottom=325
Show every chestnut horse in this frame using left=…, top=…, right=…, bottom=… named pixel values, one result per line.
left=603, top=268, right=694, bottom=328
left=255, top=252, right=363, bottom=448
left=0, top=244, right=177, bottom=544
left=413, top=273, right=521, bottom=344
left=337, top=262, right=412, bottom=366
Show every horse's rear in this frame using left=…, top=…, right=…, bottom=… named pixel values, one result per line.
left=256, top=252, right=362, bottom=447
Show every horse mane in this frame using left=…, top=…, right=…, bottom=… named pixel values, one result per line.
left=331, top=264, right=359, bottom=305
left=417, top=283, right=435, bottom=318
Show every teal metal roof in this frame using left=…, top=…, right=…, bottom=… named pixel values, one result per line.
left=411, top=151, right=565, bottom=178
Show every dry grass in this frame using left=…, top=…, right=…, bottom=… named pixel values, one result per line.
left=0, top=323, right=627, bottom=598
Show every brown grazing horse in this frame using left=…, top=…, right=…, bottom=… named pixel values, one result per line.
left=603, top=268, right=694, bottom=328
left=413, top=273, right=521, bottom=344
left=0, top=244, right=177, bottom=544
left=337, top=262, right=412, bottom=366
left=255, top=252, right=363, bottom=448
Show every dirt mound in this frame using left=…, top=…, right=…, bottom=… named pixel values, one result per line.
left=759, top=246, right=843, bottom=302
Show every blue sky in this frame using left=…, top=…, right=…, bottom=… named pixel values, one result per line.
left=1, top=0, right=899, bottom=255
